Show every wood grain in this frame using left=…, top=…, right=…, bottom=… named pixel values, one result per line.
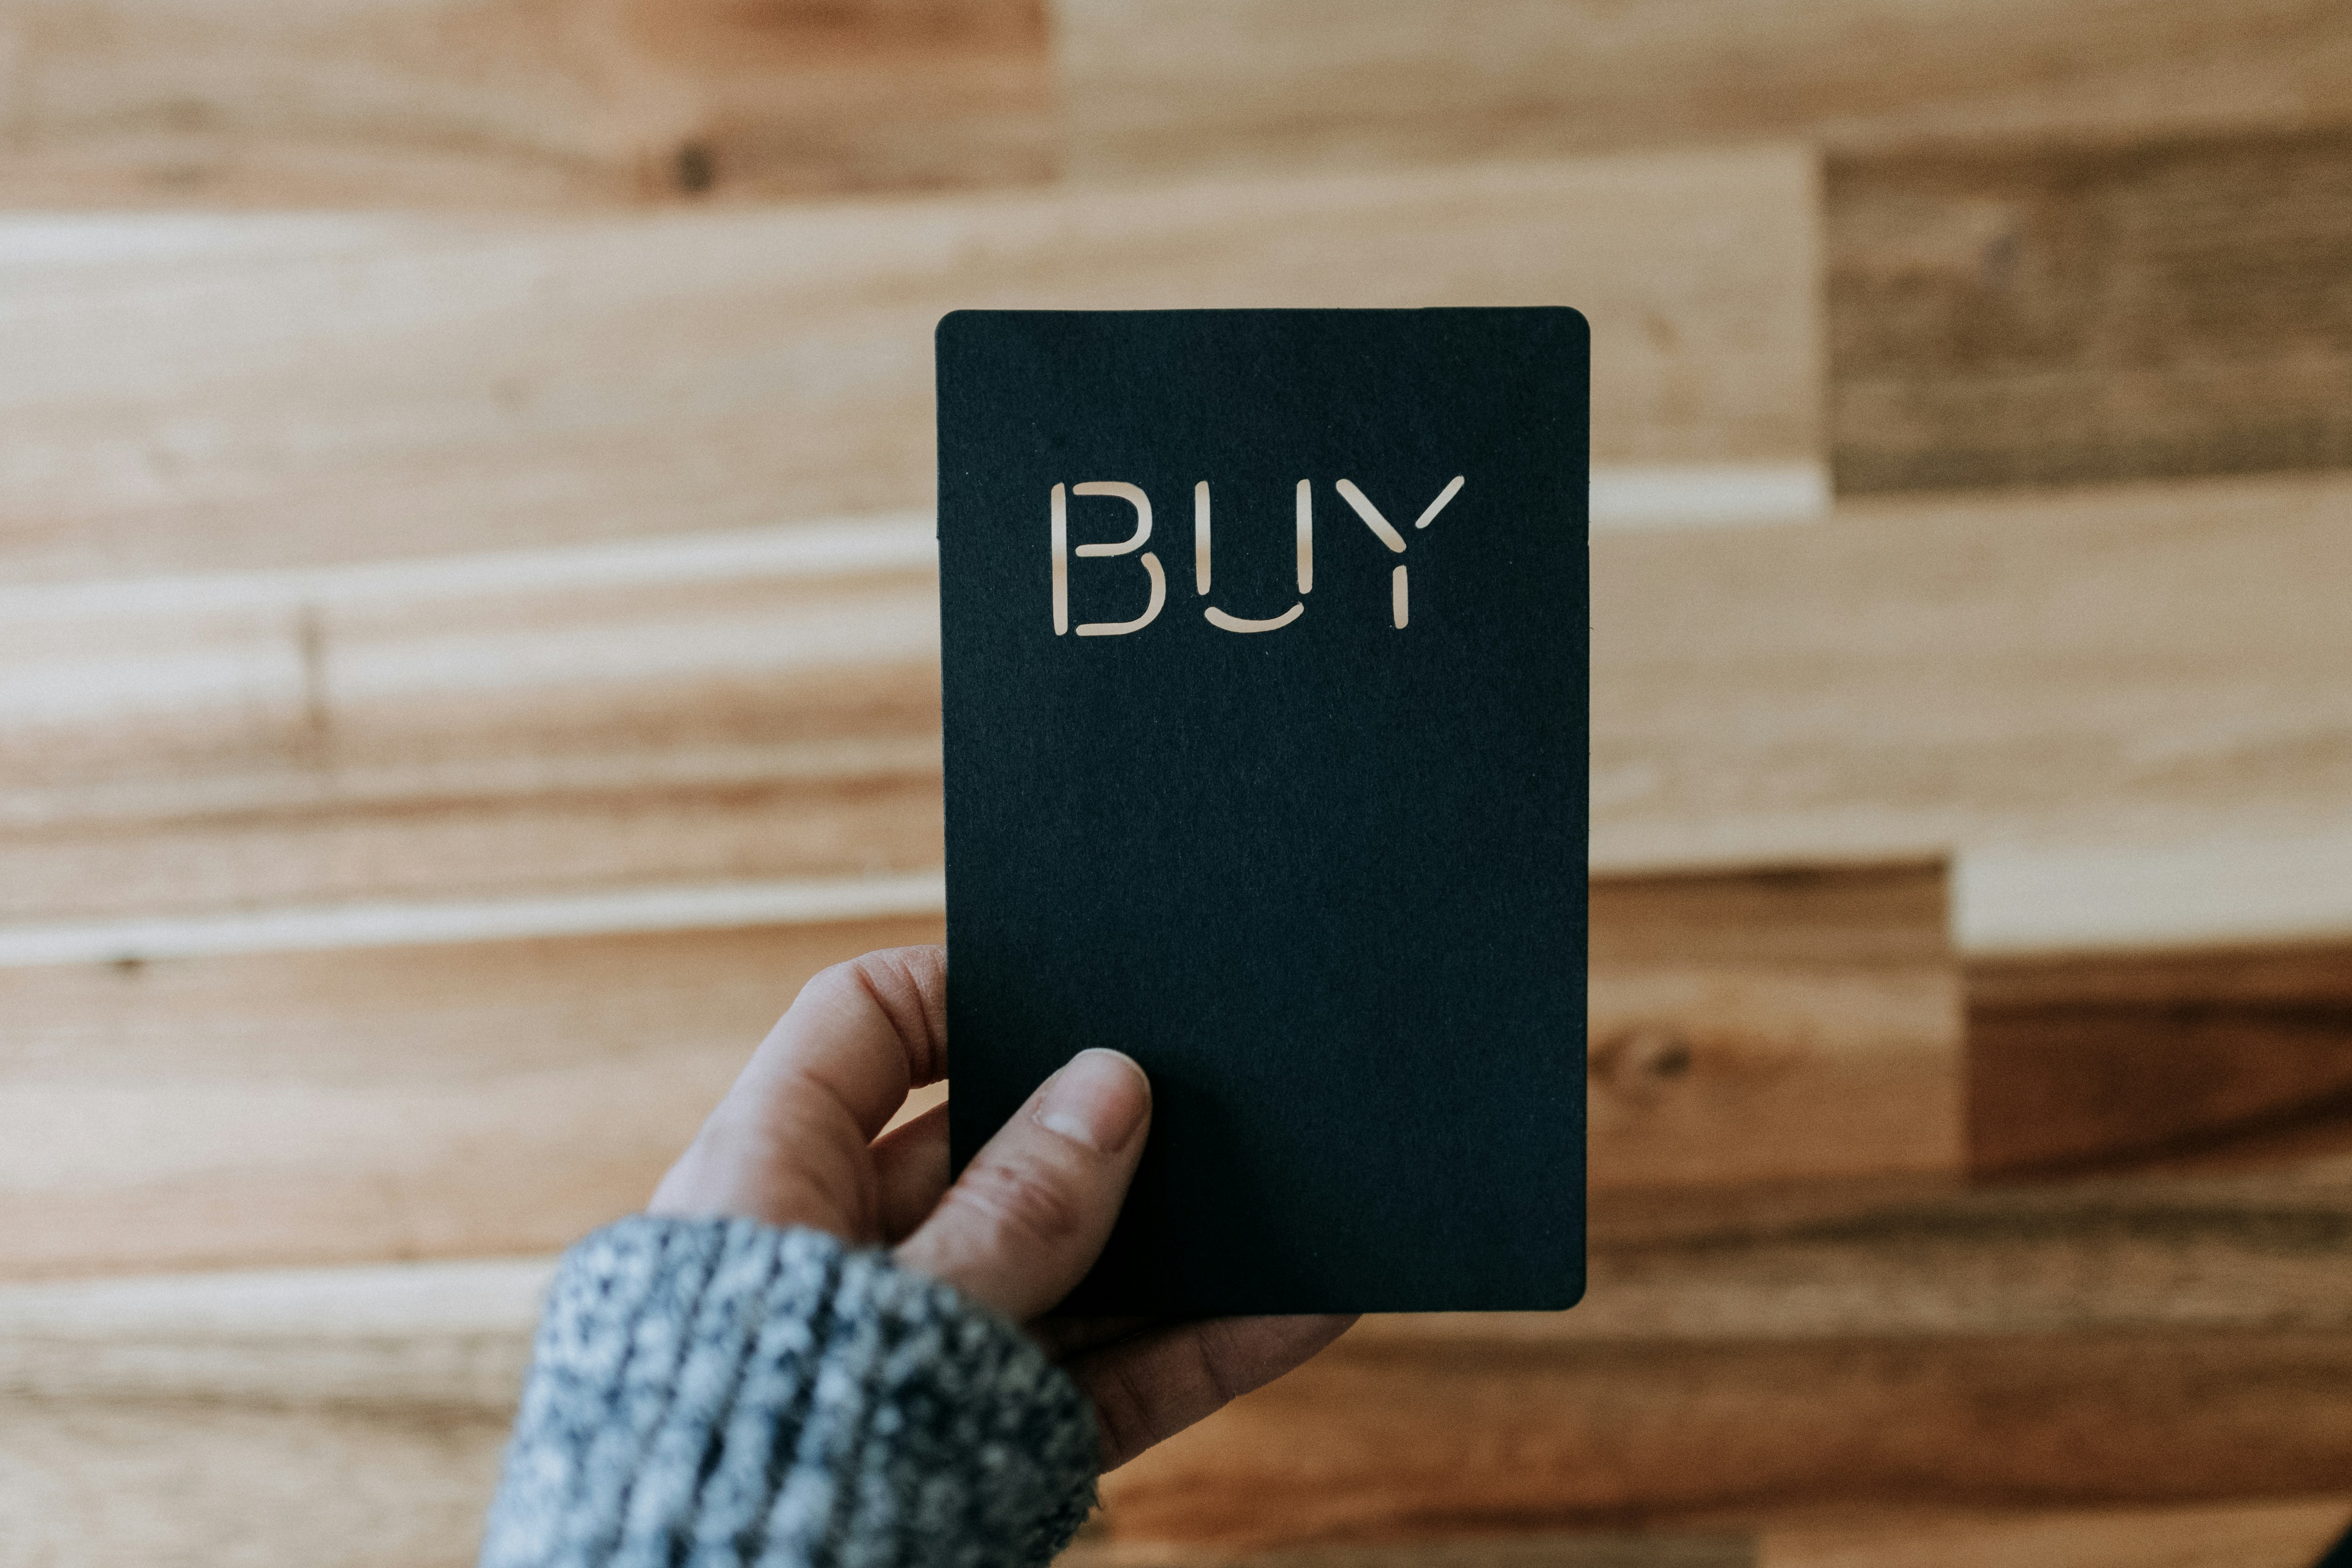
left=1829, top=127, right=2352, bottom=493
left=1588, top=865, right=1959, bottom=1191
left=1070, top=1501, right=2352, bottom=1568
left=0, top=1257, right=547, bottom=1408
left=0, top=773, right=947, bottom=927
left=1055, top=0, right=2352, bottom=183
left=0, top=913, right=943, bottom=1279
left=1098, top=1328, right=2352, bottom=1547
left=0, top=148, right=1818, bottom=584
left=1759, top=1498, right=2352, bottom=1568
left=16, top=1156, right=2352, bottom=1387
left=1569, top=1175, right=2352, bottom=1344
left=0, top=0, right=1053, bottom=208
left=1590, top=470, right=2352, bottom=876
left=31, top=468, right=2352, bottom=1256
left=1955, top=833, right=2352, bottom=957
left=18, top=471, right=2352, bottom=1272
left=10, top=1171, right=2352, bottom=1561
left=19, top=468, right=2348, bottom=915
left=1062, top=1535, right=1753, bottom=1567
left=30, top=467, right=2352, bottom=930
left=1, top=557, right=945, bottom=919
left=1970, top=942, right=2352, bottom=1177
left=0, top=1400, right=509, bottom=1568
left=0, top=862, right=1961, bottom=1277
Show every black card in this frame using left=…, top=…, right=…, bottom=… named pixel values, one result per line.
left=938, top=308, right=1587, bottom=1316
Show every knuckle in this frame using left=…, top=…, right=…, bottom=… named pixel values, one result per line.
left=793, top=952, right=946, bottom=1084
left=1081, top=1359, right=1162, bottom=1471
left=1186, top=1324, right=1245, bottom=1408
left=796, top=959, right=869, bottom=1016
left=950, top=1153, right=1087, bottom=1253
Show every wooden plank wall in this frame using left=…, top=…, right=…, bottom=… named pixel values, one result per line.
left=1053, top=0, right=2352, bottom=181
left=0, top=146, right=1819, bottom=583
left=0, top=0, right=1059, bottom=205
left=7, top=1, right=2352, bottom=1565
left=1829, top=129, right=2352, bottom=492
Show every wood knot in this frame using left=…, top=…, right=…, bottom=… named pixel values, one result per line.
left=1592, top=1025, right=1695, bottom=1101
left=674, top=141, right=716, bottom=195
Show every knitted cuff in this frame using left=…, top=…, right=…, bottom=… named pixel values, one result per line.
left=478, top=1216, right=1099, bottom=1568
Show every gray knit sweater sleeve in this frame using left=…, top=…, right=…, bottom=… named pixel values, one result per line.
left=478, top=1216, right=1099, bottom=1568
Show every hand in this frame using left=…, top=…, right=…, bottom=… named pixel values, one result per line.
left=648, top=944, right=1354, bottom=1470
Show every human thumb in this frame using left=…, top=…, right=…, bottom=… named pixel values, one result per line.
left=893, top=1049, right=1150, bottom=1321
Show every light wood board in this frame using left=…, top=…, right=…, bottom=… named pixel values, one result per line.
left=1589, top=866, right=1959, bottom=1191
left=0, top=914, right=943, bottom=1279
left=0, top=866, right=1963, bottom=1279
left=20, top=470, right=2352, bottom=929
left=1590, top=470, right=2352, bottom=873
left=1829, top=127, right=2352, bottom=492
left=0, top=148, right=1820, bottom=583
left=1, top=553, right=947, bottom=918
left=14, top=1160, right=2352, bottom=1383
left=0, top=1400, right=510, bottom=1568
left=0, top=0, right=1054, bottom=207
left=10, top=1180, right=2352, bottom=1563
left=1055, top=0, right=2352, bottom=182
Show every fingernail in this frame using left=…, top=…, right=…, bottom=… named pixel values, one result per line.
left=1034, top=1049, right=1150, bottom=1153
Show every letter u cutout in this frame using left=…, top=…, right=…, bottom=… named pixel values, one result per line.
left=1196, top=480, right=1310, bottom=633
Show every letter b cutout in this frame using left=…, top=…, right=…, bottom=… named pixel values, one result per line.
left=1052, top=482, right=1167, bottom=636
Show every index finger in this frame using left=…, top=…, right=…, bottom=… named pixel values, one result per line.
left=728, top=945, right=948, bottom=1144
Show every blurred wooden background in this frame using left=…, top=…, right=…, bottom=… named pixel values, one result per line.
left=4, top=2, right=2352, bottom=1564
